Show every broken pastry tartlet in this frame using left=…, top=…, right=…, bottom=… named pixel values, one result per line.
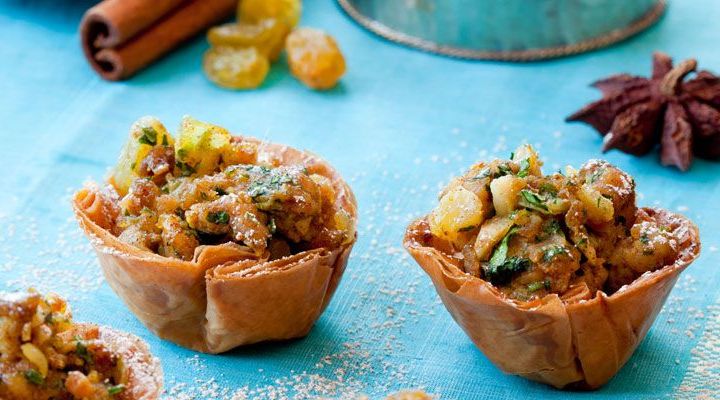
left=72, top=116, right=357, bottom=353
left=0, top=290, right=162, bottom=400
left=404, top=145, right=700, bottom=389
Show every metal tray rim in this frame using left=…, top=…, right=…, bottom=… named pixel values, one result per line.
left=337, top=0, right=667, bottom=62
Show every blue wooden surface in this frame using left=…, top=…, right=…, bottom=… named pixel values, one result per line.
left=1, top=1, right=719, bottom=398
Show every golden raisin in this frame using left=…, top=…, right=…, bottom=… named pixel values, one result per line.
left=207, top=19, right=289, bottom=62
left=285, top=28, right=346, bottom=90
left=203, top=46, right=269, bottom=90
left=238, top=0, right=301, bottom=29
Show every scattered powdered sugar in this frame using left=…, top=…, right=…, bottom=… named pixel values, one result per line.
left=0, top=210, right=104, bottom=301
left=676, top=302, right=720, bottom=398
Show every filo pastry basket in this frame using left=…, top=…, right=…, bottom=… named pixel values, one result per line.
left=73, top=137, right=357, bottom=354
left=404, top=207, right=699, bottom=389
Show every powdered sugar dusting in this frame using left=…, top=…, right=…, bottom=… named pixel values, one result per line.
left=676, top=302, right=720, bottom=398
left=0, top=209, right=104, bottom=301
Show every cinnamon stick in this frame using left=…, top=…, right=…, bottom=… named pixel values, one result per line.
left=80, top=0, right=236, bottom=81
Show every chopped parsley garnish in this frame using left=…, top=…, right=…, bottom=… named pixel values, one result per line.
left=516, top=159, right=531, bottom=178
left=539, top=183, right=558, bottom=196
left=138, top=127, right=158, bottom=146
left=162, top=134, right=169, bottom=146
left=76, top=338, right=93, bottom=364
left=472, top=168, right=492, bottom=180
left=495, top=164, right=513, bottom=178
left=544, top=220, right=561, bottom=235
left=518, top=190, right=549, bottom=213
left=543, top=245, right=567, bottom=262
left=483, top=227, right=531, bottom=285
left=108, top=384, right=126, bottom=395
left=176, top=161, right=196, bottom=177
left=489, top=226, right=519, bottom=267
left=527, top=279, right=551, bottom=292
left=509, top=152, right=515, bottom=160
left=588, top=168, right=605, bottom=184
left=247, top=168, right=297, bottom=199
left=535, top=220, right=562, bottom=243
left=207, top=211, right=229, bottom=225
left=484, top=257, right=531, bottom=286
left=640, top=233, right=650, bottom=244
left=24, top=369, right=44, bottom=385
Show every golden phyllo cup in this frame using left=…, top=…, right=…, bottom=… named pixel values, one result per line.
left=404, top=208, right=699, bottom=389
left=73, top=138, right=357, bottom=354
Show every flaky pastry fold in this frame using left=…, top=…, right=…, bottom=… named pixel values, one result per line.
left=404, top=208, right=699, bottom=389
left=73, top=139, right=357, bottom=353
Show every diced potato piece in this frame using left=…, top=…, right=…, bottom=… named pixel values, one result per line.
left=175, top=116, right=232, bottom=176
left=65, top=371, right=95, bottom=398
left=577, top=184, right=614, bottom=224
left=473, top=215, right=514, bottom=261
left=429, top=185, right=487, bottom=245
left=513, top=144, right=542, bottom=176
left=474, top=211, right=530, bottom=261
left=111, top=116, right=174, bottom=196
left=333, top=209, right=356, bottom=245
left=21, top=343, right=48, bottom=377
left=546, top=197, right=570, bottom=214
left=490, top=175, right=526, bottom=216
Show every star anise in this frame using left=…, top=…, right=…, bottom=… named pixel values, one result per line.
left=566, top=52, right=720, bottom=171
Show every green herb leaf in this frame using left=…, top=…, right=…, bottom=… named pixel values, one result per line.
left=495, top=164, right=513, bottom=178
left=176, top=161, right=196, bottom=177
left=108, top=384, right=126, bottom=396
left=484, top=257, right=531, bottom=286
left=76, top=339, right=93, bottom=364
left=639, top=233, right=650, bottom=244
left=138, top=127, right=158, bottom=146
left=527, top=279, right=552, bottom=292
left=176, top=148, right=188, bottom=160
left=207, top=211, right=229, bottom=225
left=543, top=245, right=567, bottom=262
left=488, top=226, right=519, bottom=268
left=483, top=227, right=532, bottom=285
left=247, top=168, right=296, bottom=200
left=458, top=225, right=477, bottom=232
left=517, top=159, right=531, bottom=178
left=588, top=168, right=605, bottom=184
left=518, top=190, right=549, bottom=213
left=539, top=183, right=558, bottom=197
left=472, top=168, right=492, bottom=180
left=24, top=369, right=44, bottom=385
left=544, top=220, right=561, bottom=235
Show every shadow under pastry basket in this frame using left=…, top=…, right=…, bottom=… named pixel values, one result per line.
left=338, top=0, right=667, bottom=61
